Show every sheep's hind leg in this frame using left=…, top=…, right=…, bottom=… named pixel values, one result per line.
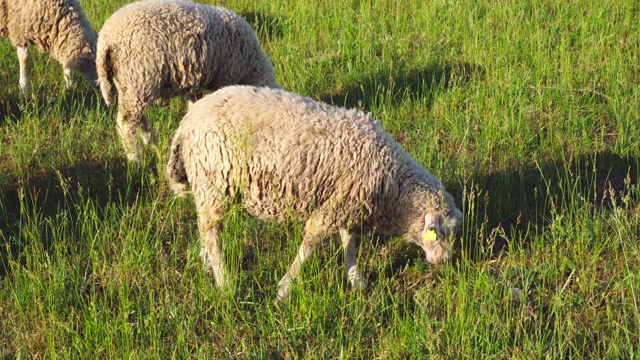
left=340, top=229, right=366, bottom=291
left=276, top=216, right=328, bottom=304
left=17, top=46, right=30, bottom=94
left=116, top=103, right=149, bottom=162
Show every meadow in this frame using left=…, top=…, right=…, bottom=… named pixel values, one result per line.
left=1, top=0, right=639, bottom=358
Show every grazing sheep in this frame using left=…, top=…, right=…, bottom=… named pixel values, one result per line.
left=167, top=86, right=463, bottom=303
left=96, top=0, right=280, bottom=162
left=0, top=0, right=98, bottom=93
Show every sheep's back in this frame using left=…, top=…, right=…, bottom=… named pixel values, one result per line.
left=2, top=0, right=60, bottom=46
left=2, top=0, right=94, bottom=57
left=99, top=0, right=260, bottom=99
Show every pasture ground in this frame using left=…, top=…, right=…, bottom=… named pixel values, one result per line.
left=1, top=0, right=639, bottom=358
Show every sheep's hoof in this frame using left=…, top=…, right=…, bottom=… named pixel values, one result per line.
left=213, top=270, right=230, bottom=289
left=170, top=183, right=189, bottom=197
left=274, top=287, right=291, bottom=307
left=273, top=295, right=286, bottom=308
left=142, top=132, right=157, bottom=147
left=126, top=153, right=141, bottom=163
left=199, top=248, right=214, bottom=271
left=18, top=85, right=31, bottom=95
left=352, top=278, right=367, bottom=291
left=275, top=276, right=295, bottom=305
left=346, top=267, right=367, bottom=291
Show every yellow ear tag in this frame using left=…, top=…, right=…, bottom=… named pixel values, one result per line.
left=423, top=230, right=437, bottom=242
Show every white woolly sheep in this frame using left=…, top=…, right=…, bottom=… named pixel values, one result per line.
left=167, top=85, right=463, bottom=303
left=0, top=0, right=98, bottom=93
left=97, top=0, right=280, bottom=162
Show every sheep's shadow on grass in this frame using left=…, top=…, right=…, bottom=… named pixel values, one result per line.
left=31, top=87, right=103, bottom=115
left=320, top=62, right=483, bottom=112
left=365, top=150, right=637, bottom=289
left=0, top=156, right=152, bottom=279
left=240, top=11, right=283, bottom=41
left=454, top=150, right=638, bottom=258
left=54, top=88, right=103, bottom=114
left=0, top=88, right=103, bottom=124
left=0, top=94, right=22, bottom=124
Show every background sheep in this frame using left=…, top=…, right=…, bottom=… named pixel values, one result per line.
left=167, top=85, right=463, bottom=302
left=0, top=0, right=98, bottom=93
left=97, top=0, right=281, bottom=162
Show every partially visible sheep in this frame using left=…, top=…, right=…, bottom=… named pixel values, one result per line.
left=167, top=85, right=463, bottom=303
left=0, top=0, right=98, bottom=93
left=97, top=0, right=280, bottom=162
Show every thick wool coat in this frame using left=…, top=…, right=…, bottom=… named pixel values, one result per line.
left=169, top=85, right=461, bottom=250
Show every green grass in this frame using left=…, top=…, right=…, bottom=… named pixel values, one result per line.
left=1, top=0, right=639, bottom=358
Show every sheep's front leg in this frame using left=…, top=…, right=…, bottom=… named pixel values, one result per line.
left=276, top=241, right=315, bottom=303
left=276, top=217, right=327, bottom=303
left=200, top=226, right=229, bottom=288
left=139, top=114, right=156, bottom=147
left=63, top=65, right=73, bottom=88
left=17, top=46, right=30, bottom=93
left=340, top=229, right=366, bottom=290
left=186, top=94, right=197, bottom=109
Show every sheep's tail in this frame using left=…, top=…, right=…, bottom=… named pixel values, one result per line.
left=96, top=42, right=116, bottom=106
left=167, top=129, right=189, bottom=196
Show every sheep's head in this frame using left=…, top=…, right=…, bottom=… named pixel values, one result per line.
left=418, top=211, right=460, bottom=264
left=398, top=186, right=462, bottom=264
left=74, top=43, right=99, bottom=87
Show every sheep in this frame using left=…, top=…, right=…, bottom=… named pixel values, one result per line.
left=96, top=0, right=280, bottom=162
left=167, top=85, right=463, bottom=303
left=0, top=0, right=98, bottom=93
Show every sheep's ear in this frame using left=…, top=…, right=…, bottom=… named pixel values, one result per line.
left=79, top=44, right=94, bottom=59
left=422, top=212, right=444, bottom=242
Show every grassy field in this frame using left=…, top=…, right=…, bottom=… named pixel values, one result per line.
left=1, top=0, right=639, bottom=358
